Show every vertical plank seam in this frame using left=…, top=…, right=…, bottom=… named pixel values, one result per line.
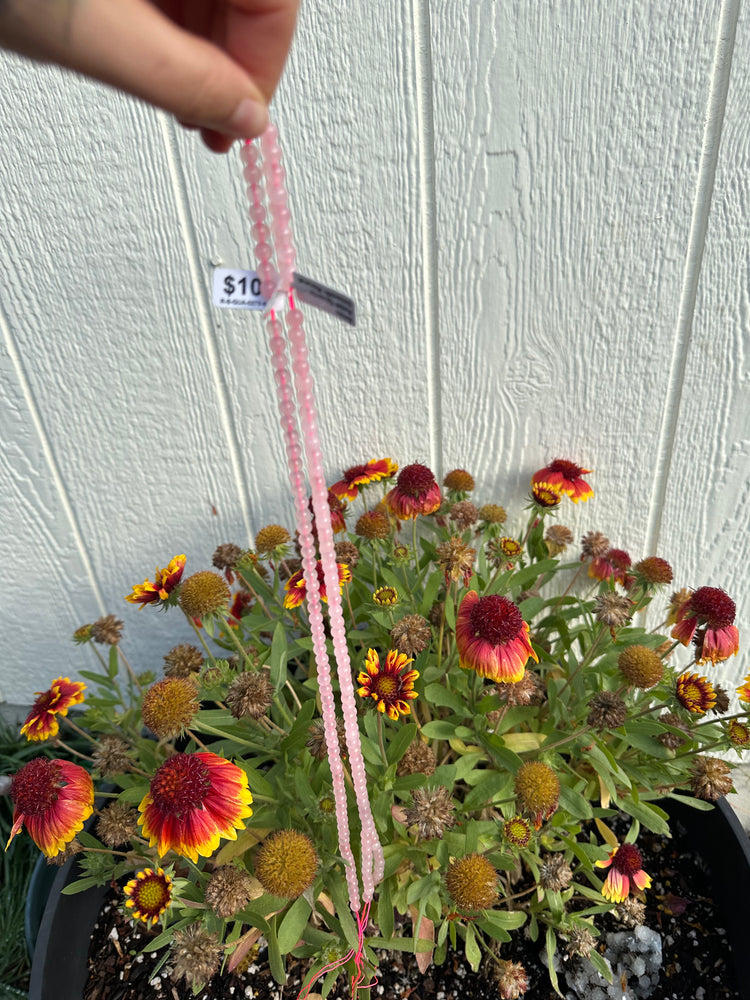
left=645, top=0, right=740, bottom=555
left=0, top=304, right=106, bottom=612
left=411, top=0, right=443, bottom=476
left=158, top=116, right=254, bottom=544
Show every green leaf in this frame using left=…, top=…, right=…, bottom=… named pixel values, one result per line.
left=511, top=560, right=558, bottom=591
left=619, top=797, right=670, bottom=835
left=419, top=569, right=444, bottom=617
left=444, top=593, right=456, bottom=630
left=277, top=896, right=312, bottom=953
left=463, top=771, right=509, bottom=811
left=424, top=684, right=467, bottom=715
left=663, top=792, right=715, bottom=812
left=377, top=878, right=394, bottom=940
left=60, top=876, right=99, bottom=895
left=270, top=622, right=289, bottom=692
left=108, top=646, right=120, bottom=679
left=280, top=699, right=317, bottom=755
left=588, top=949, right=613, bottom=983
left=558, top=783, right=594, bottom=820
left=267, top=919, right=286, bottom=984
left=546, top=926, right=561, bottom=996
left=464, top=924, right=481, bottom=971
left=384, top=722, right=418, bottom=767
left=477, top=909, right=526, bottom=931
left=421, top=720, right=461, bottom=740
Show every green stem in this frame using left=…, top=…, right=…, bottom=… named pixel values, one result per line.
left=192, top=721, right=267, bottom=752
left=376, top=714, right=388, bottom=767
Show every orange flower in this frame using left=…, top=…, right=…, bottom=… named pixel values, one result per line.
left=20, top=677, right=86, bottom=742
left=330, top=458, right=398, bottom=501
left=6, top=757, right=94, bottom=857
left=138, top=752, right=253, bottom=863
left=283, top=560, right=351, bottom=609
left=357, top=649, right=419, bottom=721
left=671, top=587, right=739, bottom=665
left=126, top=555, right=186, bottom=608
left=456, top=592, right=537, bottom=683
left=384, top=463, right=442, bottom=519
left=737, top=674, right=750, bottom=705
left=596, top=843, right=651, bottom=903
left=123, top=868, right=173, bottom=925
left=531, top=459, right=593, bottom=503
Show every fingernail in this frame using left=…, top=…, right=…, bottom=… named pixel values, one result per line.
left=226, top=97, right=268, bottom=139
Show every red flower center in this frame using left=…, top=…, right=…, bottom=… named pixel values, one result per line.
left=150, top=755, right=211, bottom=816
left=344, top=464, right=369, bottom=483
left=611, top=843, right=643, bottom=875
left=470, top=595, right=524, bottom=645
left=606, top=549, right=631, bottom=570
left=546, top=459, right=584, bottom=478
left=11, top=758, right=63, bottom=815
left=396, top=463, right=436, bottom=497
left=31, top=690, right=58, bottom=713
left=689, top=587, right=736, bottom=628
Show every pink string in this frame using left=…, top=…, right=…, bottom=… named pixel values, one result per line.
left=240, top=125, right=384, bottom=982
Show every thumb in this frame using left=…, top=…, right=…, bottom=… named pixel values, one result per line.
left=5, top=0, right=270, bottom=139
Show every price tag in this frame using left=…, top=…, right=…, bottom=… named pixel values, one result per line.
left=212, top=268, right=267, bottom=310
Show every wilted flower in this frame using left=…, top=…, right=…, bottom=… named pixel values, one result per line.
left=711, top=685, right=730, bottom=715
left=565, top=926, right=596, bottom=958
left=671, top=586, right=739, bottom=665
left=306, top=718, right=348, bottom=760
left=404, top=786, right=455, bottom=840
left=91, top=736, right=133, bottom=777
left=580, top=531, right=610, bottom=560
left=126, top=554, right=186, bottom=608
left=212, top=542, right=243, bottom=581
left=596, top=843, right=651, bottom=903
left=494, top=960, right=529, bottom=999
left=390, top=614, right=432, bottom=656
left=436, top=536, right=476, bottom=585
left=589, top=548, right=634, bottom=588
left=656, top=712, right=689, bottom=749
left=544, top=524, right=573, bottom=555
left=91, top=615, right=124, bottom=645
left=97, top=801, right=140, bottom=847
left=384, top=463, right=442, bottom=519
left=539, top=853, right=573, bottom=891
left=163, top=643, right=204, bottom=678
left=449, top=500, right=479, bottom=530
left=334, top=540, right=360, bottom=567
left=531, top=459, right=593, bottom=503
left=593, top=592, right=634, bottom=631
left=355, top=509, right=391, bottom=539
left=690, top=756, right=733, bottom=800
left=397, top=740, right=436, bottom=777
left=614, top=897, right=646, bottom=928
left=357, top=649, right=419, bottom=720
left=587, top=691, right=627, bottom=730
left=456, top=592, right=537, bottom=683
left=170, top=925, right=223, bottom=992
left=225, top=672, right=274, bottom=720
left=205, top=865, right=254, bottom=918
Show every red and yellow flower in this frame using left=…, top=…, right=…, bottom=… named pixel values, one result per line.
left=531, top=459, right=593, bottom=504
left=123, top=867, right=173, bottom=925
left=283, top=560, right=351, bottom=609
left=384, top=463, right=442, bottom=520
left=126, top=555, right=186, bottom=608
left=357, top=649, right=419, bottom=721
left=20, top=677, right=86, bottom=742
left=456, top=591, right=538, bottom=683
left=227, top=590, right=253, bottom=627
left=138, top=752, right=253, bottom=862
left=588, top=548, right=634, bottom=589
left=596, top=843, right=651, bottom=903
left=737, top=674, right=750, bottom=705
left=671, top=587, right=739, bottom=665
left=330, top=458, right=398, bottom=502
left=529, top=482, right=562, bottom=509
left=675, top=672, right=716, bottom=714
left=6, top=757, right=94, bottom=857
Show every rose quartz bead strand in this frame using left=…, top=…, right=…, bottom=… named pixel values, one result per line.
left=241, top=137, right=362, bottom=909
left=260, top=128, right=384, bottom=898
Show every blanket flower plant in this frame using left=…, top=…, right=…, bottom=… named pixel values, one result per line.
left=6, top=457, right=748, bottom=996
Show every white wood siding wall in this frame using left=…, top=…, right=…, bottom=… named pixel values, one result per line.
left=1, top=1, right=748, bottom=704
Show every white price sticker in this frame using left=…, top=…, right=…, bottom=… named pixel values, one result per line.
left=212, top=268, right=267, bottom=310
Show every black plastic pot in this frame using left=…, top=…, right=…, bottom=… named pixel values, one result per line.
left=27, top=798, right=750, bottom=1000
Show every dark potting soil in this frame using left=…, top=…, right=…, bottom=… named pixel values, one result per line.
left=82, top=815, right=742, bottom=1000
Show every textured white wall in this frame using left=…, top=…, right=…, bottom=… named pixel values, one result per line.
left=0, top=1, right=747, bottom=704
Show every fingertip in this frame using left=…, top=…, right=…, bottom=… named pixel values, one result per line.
left=200, top=128, right=236, bottom=154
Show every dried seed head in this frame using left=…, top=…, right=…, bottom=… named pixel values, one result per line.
left=254, top=525, right=291, bottom=556
left=355, top=509, right=391, bottom=539
left=565, top=925, right=596, bottom=958
left=97, top=802, right=140, bottom=847
left=204, top=866, right=254, bottom=918
left=163, top=643, right=204, bottom=678
left=495, top=671, right=546, bottom=708
left=91, top=615, right=124, bottom=646
left=539, top=853, right=573, bottom=891
left=633, top=556, right=673, bottom=586
left=443, top=468, right=475, bottom=492
left=657, top=712, right=689, bottom=749
left=397, top=740, right=436, bottom=777
left=212, top=543, right=243, bottom=573
left=225, top=672, right=274, bottom=720
left=449, top=500, right=479, bottom=530
left=404, top=786, right=455, bottom=840
left=91, top=736, right=133, bottom=777
left=580, top=531, right=610, bottom=560
left=46, top=838, right=82, bottom=866
left=178, top=571, right=231, bottom=618
left=514, top=761, right=560, bottom=828
left=436, top=536, right=476, bottom=584
left=618, top=645, right=664, bottom=690
left=494, top=960, right=529, bottom=999
left=712, top=685, right=730, bottom=715
left=334, top=541, right=360, bottom=567
left=666, top=588, right=693, bottom=625
left=170, top=925, right=223, bottom=992
left=479, top=504, right=507, bottom=524
left=593, top=592, right=634, bottom=630
left=254, top=830, right=318, bottom=898
left=390, top=614, right=432, bottom=656
left=544, top=524, right=574, bottom=556
left=142, top=677, right=199, bottom=739
left=587, top=691, right=627, bottom=731
left=306, top=718, right=348, bottom=761
left=690, top=756, right=733, bottom=801
left=614, top=896, right=646, bottom=928
left=445, top=854, right=498, bottom=911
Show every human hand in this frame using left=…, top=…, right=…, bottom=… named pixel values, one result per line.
left=0, top=0, right=299, bottom=152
